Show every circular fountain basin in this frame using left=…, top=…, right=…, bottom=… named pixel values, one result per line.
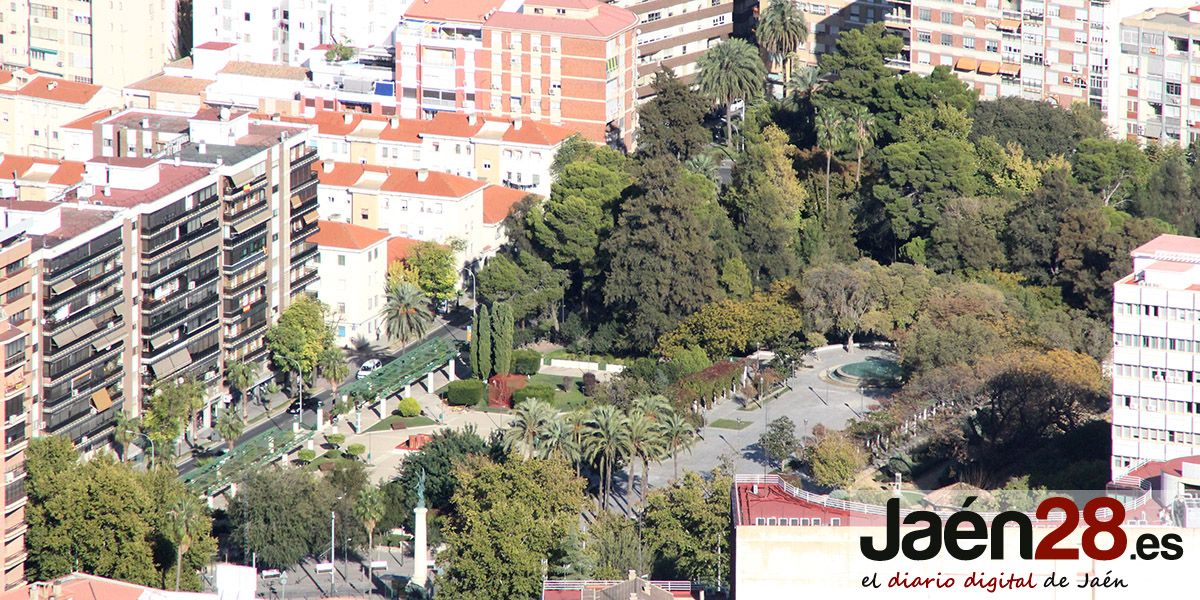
left=831, top=358, right=903, bottom=387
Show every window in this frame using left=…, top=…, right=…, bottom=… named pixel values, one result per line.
left=917, top=8, right=931, bottom=21
left=940, top=12, right=952, bottom=25
left=337, top=255, right=346, bottom=266
left=646, top=11, right=661, bottom=22
left=1168, top=82, right=1182, bottom=95
left=337, top=302, right=346, bottom=313
left=917, top=31, right=932, bottom=44
left=831, top=518, right=842, bottom=526
left=360, top=209, right=369, bottom=220
left=940, top=33, right=952, bottom=46
left=986, top=40, right=1000, bottom=53
left=244, top=12, right=250, bottom=21
left=964, top=36, right=976, bottom=50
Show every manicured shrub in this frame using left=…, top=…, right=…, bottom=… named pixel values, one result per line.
left=325, top=433, right=345, bottom=448
left=582, top=372, right=599, bottom=396
left=512, top=384, right=556, bottom=405
left=346, top=443, right=366, bottom=460
left=512, top=349, right=542, bottom=375
left=297, top=449, right=316, bottom=463
left=397, top=397, right=421, bottom=417
left=446, top=380, right=486, bottom=406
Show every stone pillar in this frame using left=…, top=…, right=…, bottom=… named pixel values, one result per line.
left=202, top=400, right=212, bottom=430
left=446, top=359, right=456, bottom=382
left=425, top=371, right=434, bottom=393
left=292, top=421, right=300, bottom=433
left=378, top=395, right=388, bottom=417
left=404, top=384, right=411, bottom=398
left=229, top=482, right=238, bottom=498
left=413, top=507, right=429, bottom=588
left=315, top=407, right=324, bottom=432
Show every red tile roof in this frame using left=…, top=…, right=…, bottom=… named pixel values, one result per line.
left=309, top=220, right=389, bottom=251
left=0, top=71, right=12, bottom=86
left=313, top=162, right=486, bottom=198
left=387, top=236, right=422, bottom=263
left=483, top=185, right=529, bottom=224
left=503, top=119, right=574, bottom=145
left=126, top=74, right=215, bottom=95
left=60, top=108, right=115, bottom=131
left=0, top=155, right=86, bottom=186
left=196, top=41, right=237, bottom=51
left=486, top=1, right=637, bottom=38
left=1132, top=234, right=1200, bottom=257
left=18, top=76, right=104, bottom=105
left=404, top=0, right=505, bottom=22
left=219, top=61, right=309, bottom=81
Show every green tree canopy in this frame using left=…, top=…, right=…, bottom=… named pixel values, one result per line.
left=409, top=241, right=460, bottom=303
left=635, top=68, right=712, bottom=162
left=228, top=466, right=333, bottom=569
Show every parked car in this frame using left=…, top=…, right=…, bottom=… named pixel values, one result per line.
left=357, top=359, right=383, bottom=380
left=286, top=396, right=321, bottom=415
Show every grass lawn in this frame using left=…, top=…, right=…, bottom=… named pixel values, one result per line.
left=366, top=414, right=437, bottom=433
left=709, top=418, right=753, bottom=430
left=305, top=449, right=357, bottom=471
left=529, top=374, right=589, bottom=411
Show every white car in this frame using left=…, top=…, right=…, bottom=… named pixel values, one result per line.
left=357, top=359, right=383, bottom=379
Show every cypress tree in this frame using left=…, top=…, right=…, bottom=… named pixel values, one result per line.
left=477, top=305, right=493, bottom=380
left=469, top=310, right=481, bottom=378
left=492, top=302, right=514, bottom=374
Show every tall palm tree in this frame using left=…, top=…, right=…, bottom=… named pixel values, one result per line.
left=165, top=496, right=204, bottom=591
left=786, top=65, right=821, bottom=103
left=661, top=411, right=695, bottom=481
left=632, top=395, right=672, bottom=421
left=537, top=413, right=578, bottom=466
left=355, top=485, right=386, bottom=563
left=756, top=0, right=809, bottom=85
left=114, top=412, right=139, bottom=462
left=216, top=409, right=245, bottom=453
left=503, top=399, right=555, bottom=459
left=383, top=281, right=433, bottom=344
left=317, top=344, right=350, bottom=400
left=566, top=409, right=589, bottom=478
left=696, top=38, right=766, bottom=148
left=626, top=410, right=668, bottom=505
left=584, top=405, right=631, bottom=511
left=844, top=104, right=878, bottom=188
left=815, top=107, right=846, bottom=216
left=225, top=360, right=259, bottom=420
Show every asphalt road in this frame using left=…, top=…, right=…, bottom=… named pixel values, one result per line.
left=176, top=317, right=467, bottom=477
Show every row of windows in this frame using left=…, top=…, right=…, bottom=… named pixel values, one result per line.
left=1111, top=363, right=1200, bottom=384
left=1117, top=395, right=1200, bottom=414
left=1114, top=333, right=1200, bottom=352
left=753, top=516, right=841, bottom=526
left=1114, top=425, right=1200, bottom=445
left=1114, top=302, right=1200, bottom=321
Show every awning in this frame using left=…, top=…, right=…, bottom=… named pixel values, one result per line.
left=91, top=328, right=123, bottom=351
left=91, top=388, right=113, bottom=412
left=149, top=347, right=192, bottom=378
left=954, top=57, right=978, bottom=71
left=999, top=63, right=1021, bottom=76
left=200, top=208, right=220, bottom=225
left=229, top=169, right=258, bottom=189
left=149, top=330, right=175, bottom=350
left=977, top=61, right=1001, bottom=75
left=998, top=19, right=1021, bottom=32
left=50, top=278, right=77, bottom=295
left=232, top=210, right=271, bottom=234
left=51, top=318, right=99, bottom=348
left=188, top=235, right=221, bottom=258
left=302, top=210, right=319, bottom=225
left=290, top=195, right=303, bottom=209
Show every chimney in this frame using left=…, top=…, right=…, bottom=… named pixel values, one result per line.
left=271, top=112, right=281, bottom=122
left=751, top=483, right=758, bottom=495
left=140, top=117, right=149, bottom=129
left=343, top=112, right=353, bottom=125
left=173, top=155, right=181, bottom=167
left=47, top=81, right=58, bottom=91
left=323, top=159, right=334, bottom=173
left=417, top=168, right=429, bottom=182
left=198, top=142, right=207, bottom=155
left=513, top=118, right=522, bottom=130
left=389, top=117, right=399, bottom=129
left=103, top=185, right=111, bottom=197
left=219, top=106, right=231, bottom=121
left=467, top=114, right=477, bottom=126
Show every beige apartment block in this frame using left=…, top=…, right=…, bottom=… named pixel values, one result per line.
left=0, top=71, right=119, bottom=159
left=1, top=0, right=176, bottom=88
left=611, top=0, right=734, bottom=99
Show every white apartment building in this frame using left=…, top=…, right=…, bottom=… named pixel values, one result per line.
left=1112, top=234, right=1200, bottom=478
left=192, top=0, right=411, bottom=65
left=611, top=0, right=733, bottom=99
left=0, top=72, right=121, bottom=159
left=308, top=220, right=388, bottom=345
left=0, top=0, right=176, bottom=87
left=1114, top=5, right=1200, bottom=148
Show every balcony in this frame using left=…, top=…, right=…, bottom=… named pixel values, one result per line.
left=44, top=342, right=122, bottom=392
left=289, top=242, right=319, bottom=264
left=3, top=478, right=23, bottom=511
left=289, top=265, right=318, bottom=290
left=884, top=11, right=910, bottom=27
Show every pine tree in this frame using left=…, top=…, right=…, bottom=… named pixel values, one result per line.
left=492, top=302, right=514, bottom=375
left=477, top=305, right=493, bottom=380
left=469, top=310, right=481, bottom=377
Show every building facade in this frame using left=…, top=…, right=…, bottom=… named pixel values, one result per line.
left=0, top=72, right=120, bottom=159
left=1111, top=234, right=1200, bottom=476
left=0, top=0, right=176, bottom=87
left=309, top=221, right=388, bottom=346
left=395, top=0, right=639, bottom=148
left=1116, top=6, right=1200, bottom=147
left=0, top=225, right=32, bottom=590
left=611, top=0, right=733, bottom=99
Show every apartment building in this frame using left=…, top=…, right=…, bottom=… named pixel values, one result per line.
left=1116, top=6, right=1200, bottom=147
left=309, top=221, right=388, bottom=346
left=192, top=0, right=411, bottom=65
left=1111, top=234, right=1200, bottom=477
left=0, top=0, right=176, bottom=87
left=609, top=0, right=733, bottom=99
left=0, top=156, right=85, bottom=201
left=0, top=72, right=120, bottom=159
left=395, top=0, right=639, bottom=148
left=792, top=1, right=892, bottom=66
left=0, top=225, right=32, bottom=590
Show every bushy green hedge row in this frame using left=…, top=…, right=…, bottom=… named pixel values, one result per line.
left=446, top=380, right=485, bottom=406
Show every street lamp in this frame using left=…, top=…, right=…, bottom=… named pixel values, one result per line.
left=279, top=571, right=287, bottom=600
left=465, top=266, right=478, bottom=318
left=126, top=430, right=155, bottom=466
left=844, top=402, right=863, bottom=419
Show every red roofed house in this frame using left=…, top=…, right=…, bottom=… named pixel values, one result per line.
left=395, top=0, right=639, bottom=150
left=0, top=76, right=120, bottom=159
left=1113, top=233, right=1200, bottom=476
left=309, top=220, right=390, bottom=346
left=0, top=155, right=86, bottom=201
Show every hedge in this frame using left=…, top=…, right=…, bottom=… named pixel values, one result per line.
left=397, top=397, right=421, bottom=417
left=513, top=384, right=556, bottom=405
left=513, top=349, right=542, bottom=375
left=446, top=380, right=486, bottom=406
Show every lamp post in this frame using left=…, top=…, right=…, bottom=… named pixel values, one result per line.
left=466, top=266, right=478, bottom=318
left=279, top=571, right=287, bottom=600
left=126, top=430, right=155, bottom=466
left=330, top=509, right=336, bottom=595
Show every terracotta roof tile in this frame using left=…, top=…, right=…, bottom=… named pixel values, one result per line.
left=60, top=108, right=115, bottom=131
left=503, top=120, right=574, bottom=145
left=126, top=74, right=215, bottom=95
left=0, top=155, right=86, bottom=186
left=404, top=0, right=505, bottom=22
left=486, top=1, right=637, bottom=38
left=309, top=220, right=389, bottom=251
left=18, top=76, right=103, bottom=105
left=196, top=41, right=237, bottom=51
left=219, top=61, right=309, bottom=81
left=483, top=185, right=530, bottom=224
left=313, top=162, right=486, bottom=198
left=387, top=237, right=422, bottom=263
left=0, top=71, right=11, bottom=85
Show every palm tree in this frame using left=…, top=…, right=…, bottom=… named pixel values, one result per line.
left=583, top=405, right=631, bottom=511
left=225, top=360, right=259, bottom=420
left=661, top=411, right=695, bottom=481
left=626, top=410, right=667, bottom=505
left=503, top=399, right=555, bottom=459
left=216, top=409, right=245, bottom=453
left=355, top=485, right=386, bottom=563
left=756, top=0, right=809, bottom=85
left=165, top=496, right=204, bottom=591
left=537, top=413, right=579, bottom=466
left=114, top=413, right=139, bottom=462
left=565, top=409, right=589, bottom=478
left=844, top=104, right=877, bottom=188
left=317, top=344, right=351, bottom=400
left=383, top=281, right=433, bottom=344
left=815, top=107, right=845, bottom=216
left=696, top=38, right=766, bottom=148
left=685, top=153, right=720, bottom=185
left=632, top=395, right=672, bottom=421
left=786, top=65, right=821, bottom=103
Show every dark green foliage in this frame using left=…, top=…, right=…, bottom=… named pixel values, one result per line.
left=512, top=349, right=542, bottom=375
left=446, top=380, right=486, bottom=406
left=636, top=68, right=711, bottom=162
left=381, top=428, right=490, bottom=536
left=1138, top=149, right=1197, bottom=235
left=228, top=467, right=333, bottom=569
left=476, top=305, right=492, bottom=379
left=492, top=302, right=514, bottom=375
left=513, top=384, right=556, bottom=405
left=970, top=98, right=1106, bottom=161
